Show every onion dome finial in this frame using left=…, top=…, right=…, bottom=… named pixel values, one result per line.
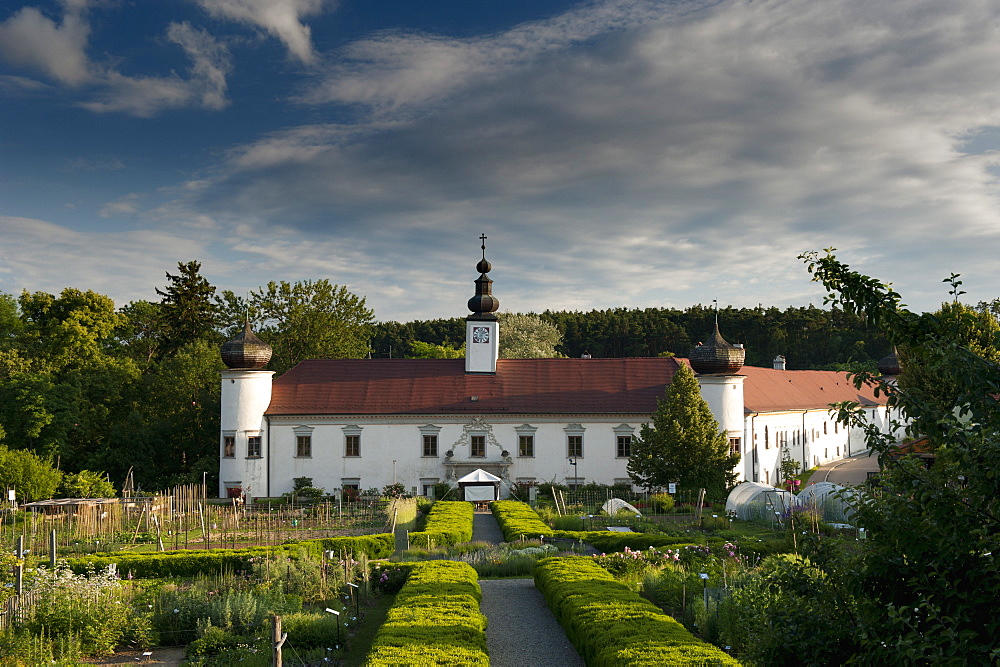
left=467, top=233, right=499, bottom=319
left=877, top=347, right=901, bottom=377
left=221, top=320, right=272, bottom=369
left=689, top=306, right=745, bottom=374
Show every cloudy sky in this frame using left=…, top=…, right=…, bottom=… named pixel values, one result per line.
left=2, top=0, right=999, bottom=322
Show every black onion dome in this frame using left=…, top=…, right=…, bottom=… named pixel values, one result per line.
left=221, top=321, right=272, bottom=369
left=689, top=322, right=745, bottom=374
left=468, top=236, right=499, bottom=319
left=877, top=348, right=901, bottom=376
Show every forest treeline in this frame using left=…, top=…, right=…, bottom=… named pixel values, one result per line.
left=372, top=305, right=895, bottom=370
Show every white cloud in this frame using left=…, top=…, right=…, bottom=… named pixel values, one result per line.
left=0, top=216, right=214, bottom=304
left=182, top=0, right=1000, bottom=314
left=98, top=193, right=143, bottom=218
left=0, top=3, right=91, bottom=85
left=299, top=0, right=699, bottom=111
left=195, top=0, right=332, bottom=65
left=0, top=2, right=231, bottom=116
left=79, top=22, right=231, bottom=116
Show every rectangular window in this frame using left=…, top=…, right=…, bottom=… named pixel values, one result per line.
left=824, top=422, right=828, bottom=435
left=341, top=483, right=359, bottom=501
left=296, top=435, right=312, bottom=457
left=518, top=435, right=534, bottom=457
left=471, top=435, right=486, bottom=457
left=223, top=436, right=235, bottom=458
left=345, top=434, right=360, bottom=457
left=567, top=435, right=583, bottom=458
left=729, top=437, right=741, bottom=457
left=247, top=436, right=261, bottom=458
left=616, top=435, right=631, bottom=458
left=423, top=434, right=438, bottom=457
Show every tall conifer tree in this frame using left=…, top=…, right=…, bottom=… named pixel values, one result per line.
left=156, top=260, right=221, bottom=356
left=627, top=363, right=738, bottom=495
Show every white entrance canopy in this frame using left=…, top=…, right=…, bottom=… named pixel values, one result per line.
left=458, top=468, right=502, bottom=502
left=458, top=469, right=502, bottom=484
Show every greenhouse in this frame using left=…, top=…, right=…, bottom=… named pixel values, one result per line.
left=796, top=481, right=856, bottom=522
left=725, top=482, right=794, bottom=524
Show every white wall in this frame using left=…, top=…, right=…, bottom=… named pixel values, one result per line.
left=262, top=416, right=641, bottom=497
left=219, top=369, right=273, bottom=498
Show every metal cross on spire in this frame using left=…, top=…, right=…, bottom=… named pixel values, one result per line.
left=480, top=233, right=488, bottom=259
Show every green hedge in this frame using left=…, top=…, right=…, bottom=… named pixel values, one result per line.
left=365, top=560, right=488, bottom=666
left=534, top=557, right=740, bottom=666
left=491, top=500, right=553, bottom=541
left=408, top=501, right=473, bottom=548
left=66, top=533, right=394, bottom=578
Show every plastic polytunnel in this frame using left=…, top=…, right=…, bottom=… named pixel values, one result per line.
left=796, top=481, right=856, bottom=523
left=725, top=482, right=794, bottom=523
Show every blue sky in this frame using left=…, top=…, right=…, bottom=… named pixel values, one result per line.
left=2, top=0, right=999, bottom=322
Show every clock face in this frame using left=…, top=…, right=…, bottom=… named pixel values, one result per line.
left=472, top=326, right=490, bottom=344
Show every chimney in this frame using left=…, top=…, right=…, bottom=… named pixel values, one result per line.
left=773, top=355, right=786, bottom=370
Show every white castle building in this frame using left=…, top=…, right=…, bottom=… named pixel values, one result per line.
left=218, top=242, right=894, bottom=499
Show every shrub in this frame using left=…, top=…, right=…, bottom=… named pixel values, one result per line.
left=16, top=565, right=152, bottom=658
left=66, top=533, right=394, bottom=578
left=365, top=561, right=488, bottom=666
left=408, top=501, right=473, bottom=547
left=490, top=500, right=553, bottom=541
left=535, top=557, right=739, bottom=666
left=717, top=553, right=856, bottom=664
left=650, top=492, right=675, bottom=513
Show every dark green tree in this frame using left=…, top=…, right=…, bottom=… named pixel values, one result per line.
left=896, top=299, right=1000, bottom=417
left=116, top=299, right=163, bottom=366
left=220, top=280, right=374, bottom=374
left=156, top=261, right=221, bottom=356
left=802, top=250, right=1000, bottom=661
left=627, top=363, right=738, bottom=495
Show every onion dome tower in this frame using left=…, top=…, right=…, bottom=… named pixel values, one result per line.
left=689, top=306, right=746, bottom=460
left=877, top=348, right=901, bottom=377
left=221, top=320, right=273, bottom=369
left=219, top=319, right=274, bottom=500
left=466, top=234, right=500, bottom=373
left=689, top=314, right=745, bottom=375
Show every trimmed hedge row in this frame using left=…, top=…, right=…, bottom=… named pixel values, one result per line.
left=534, top=556, right=740, bottom=666
left=408, top=501, right=474, bottom=548
left=66, top=533, right=395, bottom=578
left=365, top=560, right=488, bottom=666
left=490, top=500, right=553, bottom=541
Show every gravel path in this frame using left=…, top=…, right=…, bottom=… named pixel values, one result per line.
left=471, top=512, right=584, bottom=666
left=472, top=511, right=505, bottom=544
left=479, top=578, right=584, bottom=667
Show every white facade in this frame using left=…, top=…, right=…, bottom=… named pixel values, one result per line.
left=219, top=369, right=273, bottom=498
left=218, top=373, right=891, bottom=499
left=253, top=415, right=639, bottom=498
left=742, top=406, right=888, bottom=486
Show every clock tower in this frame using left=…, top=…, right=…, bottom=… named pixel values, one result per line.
left=465, top=234, right=500, bottom=374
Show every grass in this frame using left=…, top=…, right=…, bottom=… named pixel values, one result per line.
left=796, top=466, right=819, bottom=487
left=344, top=592, right=397, bottom=667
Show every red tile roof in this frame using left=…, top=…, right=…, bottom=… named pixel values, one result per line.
left=740, top=365, right=883, bottom=413
left=265, top=357, right=886, bottom=416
